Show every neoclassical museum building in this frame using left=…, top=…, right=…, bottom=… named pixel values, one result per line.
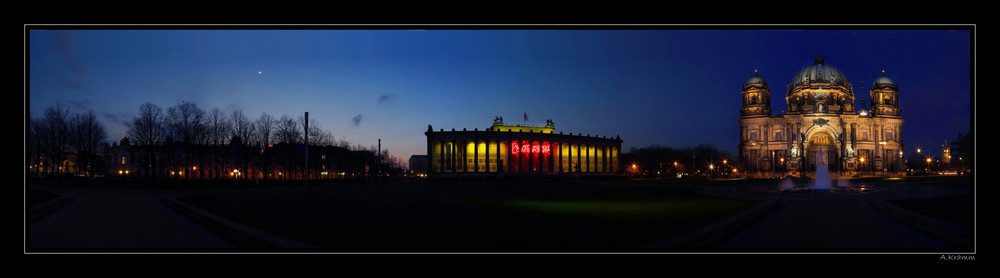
left=425, top=118, right=623, bottom=177
left=739, top=56, right=904, bottom=177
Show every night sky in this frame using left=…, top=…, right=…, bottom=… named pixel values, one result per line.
left=27, top=27, right=973, bottom=168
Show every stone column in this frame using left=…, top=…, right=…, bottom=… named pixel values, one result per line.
left=578, top=142, right=582, bottom=173
left=427, top=138, right=433, bottom=173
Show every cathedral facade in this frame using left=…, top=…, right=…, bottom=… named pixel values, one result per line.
left=738, top=56, right=904, bottom=177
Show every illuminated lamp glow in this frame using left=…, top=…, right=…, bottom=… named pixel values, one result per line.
left=511, top=141, right=519, bottom=155
left=521, top=141, right=530, bottom=154
left=531, top=142, right=540, bottom=154
left=541, top=143, right=550, bottom=155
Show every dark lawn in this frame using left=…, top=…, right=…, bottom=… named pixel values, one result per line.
left=177, top=180, right=761, bottom=250
left=887, top=193, right=973, bottom=227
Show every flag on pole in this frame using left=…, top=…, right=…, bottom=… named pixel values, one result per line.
left=524, top=112, right=528, bottom=123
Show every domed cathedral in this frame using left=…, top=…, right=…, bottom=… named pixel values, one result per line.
left=738, top=56, right=905, bottom=178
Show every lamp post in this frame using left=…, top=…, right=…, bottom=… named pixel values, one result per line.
left=926, top=157, right=933, bottom=175
left=859, top=157, right=865, bottom=178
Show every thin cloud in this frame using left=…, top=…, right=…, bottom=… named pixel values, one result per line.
left=352, top=114, right=363, bottom=126
left=100, top=112, right=132, bottom=126
left=377, top=93, right=397, bottom=104
left=52, top=30, right=87, bottom=77
left=67, top=99, right=91, bottom=111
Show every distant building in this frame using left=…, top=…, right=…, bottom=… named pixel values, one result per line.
left=949, top=130, right=972, bottom=171
left=104, top=137, right=136, bottom=177
left=738, top=56, right=905, bottom=177
left=409, top=155, right=427, bottom=174
left=942, top=145, right=952, bottom=168
left=424, top=118, right=623, bottom=177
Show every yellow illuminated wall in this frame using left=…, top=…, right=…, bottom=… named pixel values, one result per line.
left=466, top=142, right=475, bottom=172
left=596, top=146, right=604, bottom=172
left=611, top=147, right=618, bottom=172
left=499, top=141, right=508, bottom=172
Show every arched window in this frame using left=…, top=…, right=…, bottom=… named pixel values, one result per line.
left=810, top=132, right=834, bottom=145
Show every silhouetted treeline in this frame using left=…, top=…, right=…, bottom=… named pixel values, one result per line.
left=28, top=101, right=406, bottom=183
left=28, top=104, right=106, bottom=182
left=622, top=144, right=733, bottom=178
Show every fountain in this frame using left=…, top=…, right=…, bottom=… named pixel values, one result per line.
left=813, top=147, right=832, bottom=191
left=770, top=148, right=884, bottom=194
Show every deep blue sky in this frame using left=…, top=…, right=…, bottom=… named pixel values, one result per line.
left=27, top=27, right=973, bottom=168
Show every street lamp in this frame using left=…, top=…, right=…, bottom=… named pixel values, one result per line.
left=859, top=157, right=866, bottom=177
left=926, top=157, right=933, bottom=174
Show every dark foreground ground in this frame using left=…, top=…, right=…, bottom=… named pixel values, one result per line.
left=176, top=179, right=760, bottom=250
left=27, top=175, right=973, bottom=252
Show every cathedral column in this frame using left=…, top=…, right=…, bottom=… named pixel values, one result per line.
left=874, top=124, right=882, bottom=169
left=841, top=123, right=847, bottom=171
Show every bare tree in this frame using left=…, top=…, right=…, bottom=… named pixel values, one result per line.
left=230, top=110, right=254, bottom=182
left=127, top=102, right=165, bottom=180
left=28, top=118, right=45, bottom=176
left=298, top=115, right=332, bottom=147
left=275, top=114, right=300, bottom=180
left=166, top=102, right=205, bottom=182
left=206, top=107, right=229, bottom=181
left=69, top=110, right=107, bottom=181
left=255, top=112, right=276, bottom=182
left=276, top=114, right=300, bottom=144
left=42, top=105, right=71, bottom=177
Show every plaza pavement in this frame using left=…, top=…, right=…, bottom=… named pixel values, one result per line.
left=677, top=178, right=973, bottom=250
left=27, top=177, right=972, bottom=251
left=27, top=186, right=237, bottom=250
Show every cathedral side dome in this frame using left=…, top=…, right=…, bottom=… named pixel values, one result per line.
left=873, top=75, right=895, bottom=86
left=744, top=71, right=767, bottom=86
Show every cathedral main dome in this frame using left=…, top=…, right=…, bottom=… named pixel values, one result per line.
left=784, top=55, right=856, bottom=115
left=790, top=55, right=849, bottom=88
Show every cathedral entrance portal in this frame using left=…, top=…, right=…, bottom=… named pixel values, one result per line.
left=806, top=132, right=838, bottom=171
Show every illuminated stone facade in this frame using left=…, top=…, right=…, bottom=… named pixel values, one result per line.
left=738, top=56, right=905, bottom=177
left=425, top=118, right=623, bottom=176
